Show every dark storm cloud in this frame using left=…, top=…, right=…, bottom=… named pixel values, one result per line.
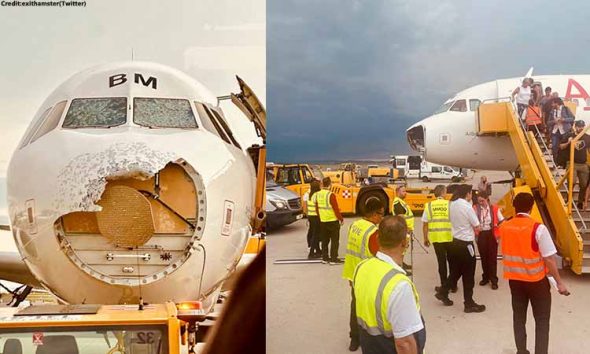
left=268, top=0, right=590, bottom=162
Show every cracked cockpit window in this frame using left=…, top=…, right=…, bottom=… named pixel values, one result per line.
left=62, top=97, right=127, bottom=128
left=134, top=98, right=197, bottom=128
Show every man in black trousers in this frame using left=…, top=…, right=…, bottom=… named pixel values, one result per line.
left=435, top=184, right=486, bottom=313
left=499, top=192, right=569, bottom=354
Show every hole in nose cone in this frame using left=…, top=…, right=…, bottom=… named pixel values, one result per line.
left=407, top=125, right=425, bottom=151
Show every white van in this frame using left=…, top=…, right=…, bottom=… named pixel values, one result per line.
left=418, top=162, right=463, bottom=182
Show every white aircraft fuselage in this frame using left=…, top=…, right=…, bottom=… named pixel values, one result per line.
left=407, top=75, right=590, bottom=171
left=6, top=62, right=257, bottom=310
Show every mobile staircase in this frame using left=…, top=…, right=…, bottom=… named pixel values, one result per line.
left=477, top=100, right=588, bottom=274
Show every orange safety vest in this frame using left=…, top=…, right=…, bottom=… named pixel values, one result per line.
left=499, top=215, right=548, bottom=282
left=525, top=106, right=542, bottom=126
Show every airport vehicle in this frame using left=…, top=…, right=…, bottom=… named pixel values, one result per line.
left=406, top=68, right=590, bottom=273
left=0, top=302, right=213, bottom=354
left=0, top=61, right=266, bottom=310
left=414, top=162, right=463, bottom=182
left=266, top=176, right=303, bottom=229
left=322, top=163, right=358, bottom=185
left=268, top=163, right=444, bottom=215
left=366, top=165, right=397, bottom=181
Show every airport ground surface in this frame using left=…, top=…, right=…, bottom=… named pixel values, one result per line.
left=266, top=171, right=590, bottom=353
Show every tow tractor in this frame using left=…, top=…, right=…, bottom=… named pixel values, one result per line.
left=0, top=301, right=211, bottom=354
left=267, top=163, right=449, bottom=215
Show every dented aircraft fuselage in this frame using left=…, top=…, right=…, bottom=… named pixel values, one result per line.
left=6, top=62, right=256, bottom=310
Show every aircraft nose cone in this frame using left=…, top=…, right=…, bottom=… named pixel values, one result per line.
left=407, top=123, right=425, bottom=152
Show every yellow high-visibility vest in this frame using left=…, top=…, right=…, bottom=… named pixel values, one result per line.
left=354, top=257, right=420, bottom=339
left=307, top=192, right=318, bottom=216
left=392, top=197, right=414, bottom=231
left=316, top=189, right=337, bottom=222
left=342, top=219, right=377, bottom=281
left=424, top=198, right=452, bottom=243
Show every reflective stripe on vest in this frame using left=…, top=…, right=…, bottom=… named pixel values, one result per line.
left=307, top=192, right=318, bottom=216
left=342, top=219, right=377, bottom=281
left=316, top=189, right=337, bottom=222
left=500, top=215, right=548, bottom=282
left=392, top=197, right=414, bottom=231
left=353, top=257, right=420, bottom=338
left=425, top=199, right=452, bottom=243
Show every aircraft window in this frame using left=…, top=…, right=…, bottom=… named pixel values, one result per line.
left=194, top=102, right=228, bottom=140
left=469, top=99, right=481, bottom=111
left=209, top=107, right=242, bottom=149
left=433, top=101, right=454, bottom=114
left=431, top=166, right=442, bottom=173
left=199, top=104, right=232, bottom=145
left=449, top=99, right=467, bottom=112
left=63, top=97, right=127, bottom=128
left=30, top=101, right=68, bottom=144
left=20, top=107, right=52, bottom=148
left=134, top=98, right=197, bottom=128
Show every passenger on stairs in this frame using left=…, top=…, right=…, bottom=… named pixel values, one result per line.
left=512, top=78, right=533, bottom=118
left=539, top=87, right=553, bottom=128
left=531, top=82, right=542, bottom=105
left=523, top=99, right=544, bottom=135
left=549, top=97, right=575, bottom=162
left=559, top=120, right=590, bottom=209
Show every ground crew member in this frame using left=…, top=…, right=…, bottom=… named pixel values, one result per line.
left=422, top=185, right=455, bottom=300
left=305, top=179, right=322, bottom=259
left=435, top=184, right=486, bottom=313
left=315, top=177, right=344, bottom=265
left=499, top=192, right=569, bottom=354
left=392, top=186, right=414, bottom=273
left=354, top=215, right=426, bottom=354
left=473, top=190, right=503, bottom=289
left=342, top=198, right=384, bottom=351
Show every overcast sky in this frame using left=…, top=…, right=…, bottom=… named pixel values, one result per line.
left=267, top=0, right=590, bottom=162
left=0, top=0, right=265, bottom=174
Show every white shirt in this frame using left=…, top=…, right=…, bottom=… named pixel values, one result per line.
left=551, top=106, right=566, bottom=134
left=516, top=85, right=531, bottom=105
left=475, top=204, right=504, bottom=231
left=449, top=198, right=480, bottom=241
left=515, top=213, right=557, bottom=257
left=376, top=252, right=424, bottom=338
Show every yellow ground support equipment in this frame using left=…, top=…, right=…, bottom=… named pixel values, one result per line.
left=0, top=302, right=191, bottom=353
left=477, top=100, right=586, bottom=274
left=268, top=164, right=447, bottom=216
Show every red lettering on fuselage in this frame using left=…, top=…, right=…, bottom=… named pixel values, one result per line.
left=565, top=78, right=590, bottom=111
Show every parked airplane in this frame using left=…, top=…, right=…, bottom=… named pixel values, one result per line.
left=0, top=61, right=265, bottom=311
left=407, top=69, right=590, bottom=171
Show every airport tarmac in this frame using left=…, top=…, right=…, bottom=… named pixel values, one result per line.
left=266, top=172, right=590, bottom=353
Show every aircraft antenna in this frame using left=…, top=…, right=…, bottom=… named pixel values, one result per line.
left=131, top=48, right=135, bottom=61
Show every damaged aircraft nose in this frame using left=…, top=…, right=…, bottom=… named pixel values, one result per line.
left=52, top=141, right=208, bottom=287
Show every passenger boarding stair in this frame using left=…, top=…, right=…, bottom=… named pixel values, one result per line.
left=477, top=101, right=588, bottom=274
